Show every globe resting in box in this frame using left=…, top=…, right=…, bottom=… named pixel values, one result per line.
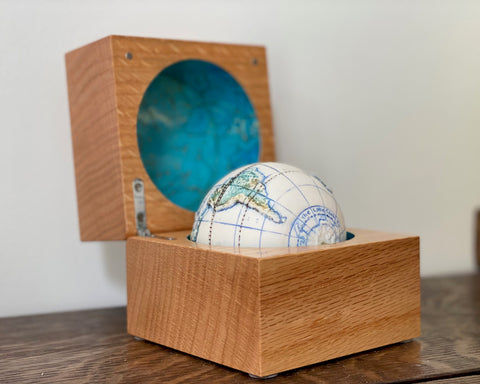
left=65, top=35, right=420, bottom=378
left=190, top=162, right=347, bottom=248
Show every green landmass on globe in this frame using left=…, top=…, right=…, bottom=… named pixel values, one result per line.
left=207, top=168, right=286, bottom=224
left=191, top=162, right=346, bottom=247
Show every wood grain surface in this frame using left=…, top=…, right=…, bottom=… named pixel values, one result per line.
left=66, top=35, right=275, bottom=240
left=137, top=227, right=418, bottom=258
left=126, top=228, right=419, bottom=376
left=257, top=233, right=420, bottom=375
left=126, top=236, right=262, bottom=375
left=66, top=37, right=126, bottom=240
left=0, top=275, right=479, bottom=383
left=112, top=36, right=275, bottom=239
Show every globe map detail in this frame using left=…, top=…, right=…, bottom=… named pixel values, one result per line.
left=191, top=162, right=346, bottom=248
left=205, top=168, right=286, bottom=224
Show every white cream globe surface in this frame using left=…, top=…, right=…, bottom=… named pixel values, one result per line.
left=190, top=162, right=346, bottom=248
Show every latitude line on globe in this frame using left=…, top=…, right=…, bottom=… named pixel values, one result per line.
left=268, top=184, right=319, bottom=234
left=221, top=182, right=318, bottom=236
left=210, top=175, right=298, bottom=220
left=235, top=181, right=265, bottom=247
left=199, top=218, right=303, bottom=240
left=261, top=164, right=312, bottom=207
left=232, top=166, right=287, bottom=247
left=259, top=214, right=268, bottom=248
left=255, top=167, right=315, bottom=247
left=192, top=163, right=346, bottom=247
left=311, top=176, right=340, bottom=219
left=310, top=177, right=327, bottom=211
left=208, top=164, right=258, bottom=245
left=310, top=177, right=346, bottom=240
left=239, top=167, right=287, bottom=248
left=214, top=169, right=318, bottom=236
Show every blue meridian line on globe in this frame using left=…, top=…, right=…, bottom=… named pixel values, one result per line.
left=303, top=181, right=333, bottom=198
left=197, top=218, right=302, bottom=240
left=312, top=175, right=334, bottom=194
left=205, top=167, right=288, bottom=225
left=297, top=182, right=333, bottom=198
left=207, top=164, right=259, bottom=245
left=232, top=179, right=265, bottom=247
left=306, top=179, right=328, bottom=220
left=232, top=194, right=243, bottom=247
left=193, top=165, right=255, bottom=243
left=258, top=214, right=269, bottom=248
left=309, top=177, right=340, bottom=219
left=254, top=167, right=297, bottom=248
left=256, top=170, right=281, bottom=248
left=286, top=182, right=333, bottom=203
left=309, top=178, right=342, bottom=221
left=267, top=184, right=318, bottom=234
left=250, top=166, right=287, bottom=224
left=236, top=185, right=263, bottom=247
left=196, top=167, right=338, bottom=246
left=209, top=187, right=294, bottom=223
left=303, top=182, right=329, bottom=233
left=257, top=171, right=322, bottom=247
left=260, top=164, right=311, bottom=206
left=268, top=180, right=338, bottom=234
left=207, top=169, right=322, bottom=201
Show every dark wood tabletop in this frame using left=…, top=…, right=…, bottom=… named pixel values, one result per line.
left=1, top=274, right=479, bottom=384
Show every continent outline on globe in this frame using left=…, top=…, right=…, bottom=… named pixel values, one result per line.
left=190, top=165, right=286, bottom=242
left=289, top=205, right=343, bottom=247
left=191, top=162, right=346, bottom=249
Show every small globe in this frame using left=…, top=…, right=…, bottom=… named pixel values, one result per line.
left=191, top=162, right=346, bottom=248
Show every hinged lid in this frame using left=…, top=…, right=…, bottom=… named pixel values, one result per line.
left=66, top=35, right=275, bottom=240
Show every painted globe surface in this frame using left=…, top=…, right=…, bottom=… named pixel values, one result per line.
left=191, top=162, right=346, bottom=248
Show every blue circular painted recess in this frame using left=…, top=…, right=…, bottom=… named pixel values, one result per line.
left=137, top=59, right=260, bottom=212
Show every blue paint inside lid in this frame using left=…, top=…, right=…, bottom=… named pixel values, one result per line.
left=137, top=59, right=260, bottom=212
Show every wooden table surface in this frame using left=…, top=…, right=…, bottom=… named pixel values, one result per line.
left=1, top=274, right=479, bottom=384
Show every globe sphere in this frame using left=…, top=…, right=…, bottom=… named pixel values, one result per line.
left=191, top=162, right=346, bottom=248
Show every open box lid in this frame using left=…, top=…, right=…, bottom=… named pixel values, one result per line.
left=65, top=35, right=275, bottom=240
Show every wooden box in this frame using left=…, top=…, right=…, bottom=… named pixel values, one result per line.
left=66, top=35, right=420, bottom=378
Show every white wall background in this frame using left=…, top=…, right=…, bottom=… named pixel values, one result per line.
left=1, top=0, right=479, bottom=317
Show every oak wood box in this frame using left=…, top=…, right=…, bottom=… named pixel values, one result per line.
left=66, top=35, right=420, bottom=378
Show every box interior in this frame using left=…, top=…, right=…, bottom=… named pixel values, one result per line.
left=137, top=58, right=262, bottom=213
left=110, top=36, right=275, bottom=237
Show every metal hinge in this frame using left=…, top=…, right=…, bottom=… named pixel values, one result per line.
left=132, top=178, right=152, bottom=237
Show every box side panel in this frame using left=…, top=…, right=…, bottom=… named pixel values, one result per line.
left=110, top=36, right=275, bottom=236
left=126, top=237, right=261, bottom=375
left=66, top=37, right=126, bottom=240
left=259, top=236, right=420, bottom=376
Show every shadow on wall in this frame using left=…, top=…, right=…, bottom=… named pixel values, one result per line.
left=101, top=242, right=127, bottom=289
